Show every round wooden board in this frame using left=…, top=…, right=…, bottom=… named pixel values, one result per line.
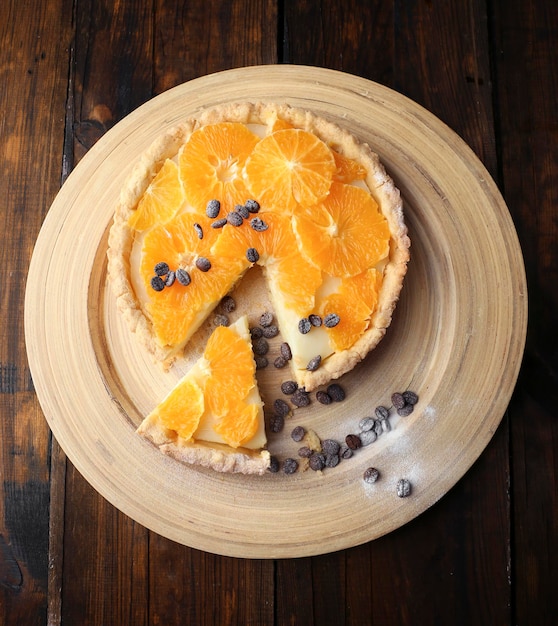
left=25, top=65, right=527, bottom=558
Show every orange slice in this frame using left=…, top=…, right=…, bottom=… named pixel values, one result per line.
left=149, top=378, right=204, bottom=440
left=318, top=292, right=371, bottom=351
left=128, top=159, right=185, bottom=231
left=202, top=324, right=256, bottom=417
left=293, top=181, right=390, bottom=277
left=179, top=122, right=259, bottom=214
left=332, top=150, right=367, bottom=183
left=213, top=402, right=260, bottom=448
left=244, top=128, right=336, bottom=212
left=141, top=213, right=248, bottom=348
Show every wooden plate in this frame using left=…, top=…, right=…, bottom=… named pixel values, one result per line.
left=25, top=65, right=527, bottom=558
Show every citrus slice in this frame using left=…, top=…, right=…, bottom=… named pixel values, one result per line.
left=179, top=122, right=259, bottom=214
left=213, top=402, right=260, bottom=448
left=318, top=292, right=371, bottom=351
left=244, top=128, right=336, bottom=212
left=141, top=213, right=249, bottom=349
left=202, top=323, right=256, bottom=417
left=332, top=150, right=367, bottom=183
left=128, top=159, right=185, bottom=231
left=148, top=378, right=204, bottom=440
left=293, top=181, right=390, bottom=277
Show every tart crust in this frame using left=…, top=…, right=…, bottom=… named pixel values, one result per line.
left=107, top=101, right=410, bottom=390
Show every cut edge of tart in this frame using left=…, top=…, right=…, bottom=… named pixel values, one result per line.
left=137, top=315, right=270, bottom=475
left=107, top=101, right=410, bottom=392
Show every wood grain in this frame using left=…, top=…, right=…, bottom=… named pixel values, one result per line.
left=25, top=66, right=527, bottom=560
left=2, top=0, right=555, bottom=623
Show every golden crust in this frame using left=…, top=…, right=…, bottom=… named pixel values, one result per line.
left=137, top=413, right=270, bottom=475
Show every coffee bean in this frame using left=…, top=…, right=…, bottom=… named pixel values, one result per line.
left=281, top=380, right=298, bottom=395
left=345, top=434, right=362, bottom=450
left=282, top=458, right=299, bottom=474
left=391, top=392, right=406, bottom=409
left=396, top=478, right=412, bottom=497
left=306, top=355, right=322, bottom=371
left=273, top=398, right=291, bottom=417
left=321, top=439, right=340, bottom=456
left=363, top=467, right=380, bottom=484
left=375, top=405, right=389, bottom=420
left=316, top=390, right=332, bottom=405
left=267, top=456, right=280, bottom=473
left=259, top=311, right=274, bottom=327
left=359, top=417, right=375, bottom=432
left=291, top=426, right=306, bottom=442
left=397, top=404, right=414, bottom=417
left=309, top=453, right=326, bottom=471
left=280, top=342, right=292, bottom=360
left=403, top=391, right=419, bottom=405
left=327, top=383, right=346, bottom=402
left=360, top=430, right=377, bottom=446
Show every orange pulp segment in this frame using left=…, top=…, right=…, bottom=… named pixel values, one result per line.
left=150, top=378, right=204, bottom=440
left=293, top=181, right=390, bottom=277
left=202, top=324, right=256, bottom=418
left=179, top=122, right=259, bottom=214
left=244, top=128, right=336, bottom=213
left=332, top=150, right=367, bottom=183
left=213, top=402, right=260, bottom=448
left=128, top=159, right=186, bottom=231
left=318, top=292, right=370, bottom=351
left=141, top=213, right=248, bottom=348
left=212, top=212, right=322, bottom=314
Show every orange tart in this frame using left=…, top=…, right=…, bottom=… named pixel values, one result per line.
left=107, top=101, right=410, bottom=473
left=137, top=315, right=269, bottom=474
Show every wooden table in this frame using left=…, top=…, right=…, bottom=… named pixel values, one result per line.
left=1, top=1, right=556, bottom=624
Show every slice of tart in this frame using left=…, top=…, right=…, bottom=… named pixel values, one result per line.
left=137, top=315, right=270, bottom=474
left=107, top=101, right=410, bottom=392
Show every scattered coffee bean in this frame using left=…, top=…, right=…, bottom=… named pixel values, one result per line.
left=273, top=398, right=290, bottom=417
left=246, top=247, right=259, bottom=263
left=282, top=458, right=299, bottom=474
left=397, top=404, right=415, bottom=417
left=309, top=453, right=326, bottom=471
left=195, top=257, right=211, bottom=272
left=298, top=318, right=312, bottom=334
left=176, top=268, right=191, bottom=286
left=316, top=390, right=332, bottom=405
left=381, top=418, right=391, bottom=433
left=363, top=467, right=380, bottom=484
left=291, top=388, right=311, bottom=407
left=403, top=390, right=419, bottom=405
left=252, top=337, right=269, bottom=356
left=260, top=311, right=274, bottom=327
left=235, top=204, right=250, bottom=219
left=324, top=313, right=340, bottom=328
left=220, top=295, right=236, bottom=313
left=165, top=271, right=176, bottom=287
left=298, top=446, right=313, bottom=458
left=274, top=356, right=288, bottom=368
left=306, top=355, right=322, bottom=371
left=206, top=199, right=221, bottom=218
left=345, top=434, right=362, bottom=450
left=280, top=342, right=292, bottom=360
left=281, top=380, right=298, bottom=395
left=373, top=419, right=383, bottom=437
left=262, top=325, right=279, bottom=339
left=325, top=454, right=340, bottom=468
left=227, top=211, right=243, bottom=226
left=309, top=314, right=322, bottom=327
left=193, top=222, right=203, bottom=239
left=360, top=430, right=377, bottom=446
left=250, top=326, right=263, bottom=339
left=359, top=417, right=375, bottom=432
left=391, top=392, right=406, bottom=409
left=213, top=314, right=229, bottom=327
left=154, top=262, right=170, bottom=276
left=269, top=414, right=284, bottom=433
left=321, top=439, right=340, bottom=456
left=250, top=217, right=268, bottom=231
left=291, top=426, right=306, bottom=442
left=211, top=217, right=228, bottom=229
left=267, top=456, right=280, bottom=473
left=339, top=444, right=353, bottom=459
left=327, top=383, right=346, bottom=402
left=255, top=356, right=268, bottom=369
left=245, top=199, right=260, bottom=213
left=374, top=405, right=389, bottom=420
left=396, top=478, right=412, bottom=497
left=150, top=275, right=165, bottom=291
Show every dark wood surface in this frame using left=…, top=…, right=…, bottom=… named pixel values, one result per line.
left=1, top=1, right=556, bottom=624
